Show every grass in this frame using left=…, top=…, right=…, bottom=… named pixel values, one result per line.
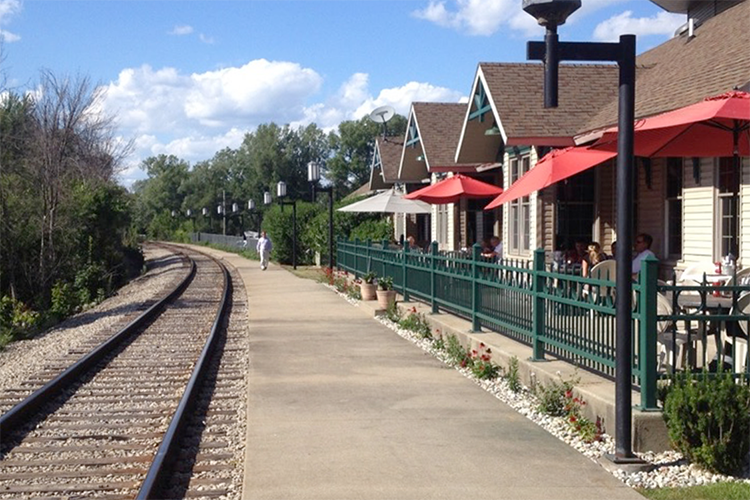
left=638, top=482, right=750, bottom=500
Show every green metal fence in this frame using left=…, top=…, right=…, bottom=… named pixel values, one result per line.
left=338, top=238, right=750, bottom=411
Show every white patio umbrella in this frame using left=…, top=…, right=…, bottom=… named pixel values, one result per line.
left=337, top=188, right=431, bottom=214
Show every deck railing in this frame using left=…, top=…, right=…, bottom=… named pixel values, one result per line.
left=337, top=238, right=750, bottom=410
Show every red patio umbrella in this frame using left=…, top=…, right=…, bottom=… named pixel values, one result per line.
left=484, top=146, right=616, bottom=209
left=404, top=174, right=503, bottom=204
left=594, top=91, right=750, bottom=158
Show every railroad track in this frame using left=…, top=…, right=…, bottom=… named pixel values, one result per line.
left=0, top=245, right=241, bottom=499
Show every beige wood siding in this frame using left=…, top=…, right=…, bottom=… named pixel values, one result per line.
left=681, top=157, right=715, bottom=265
left=598, top=159, right=616, bottom=254
left=637, top=158, right=665, bottom=258
left=740, top=157, right=750, bottom=267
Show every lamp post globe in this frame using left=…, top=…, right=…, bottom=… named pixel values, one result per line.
left=522, top=0, right=580, bottom=27
left=277, top=181, right=287, bottom=198
left=248, top=199, right=255, bottom=210
left=308, top=161, right=321, bottom=182
left=263, top=191, right=272, bottom=205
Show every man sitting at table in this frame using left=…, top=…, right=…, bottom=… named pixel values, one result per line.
left=632, top=233, right=656, bottom=279
left=482, top=236, right=503, bottom=261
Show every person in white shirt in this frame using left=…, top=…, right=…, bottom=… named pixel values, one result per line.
left=632, top=233, right=656, bottom=278
left=256, top=230, right=273, bottom=271
left=482, top=236, right=503, bottom=261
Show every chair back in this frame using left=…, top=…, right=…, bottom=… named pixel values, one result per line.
left=733, top=292, right=750, bottom=337
left=679, top=262, right=716, bottom=283
left=655, top=292, right=673, bottom=335
left=726, top=267, right=750, bottom=288
left=588, top=260, right=616, bottom=299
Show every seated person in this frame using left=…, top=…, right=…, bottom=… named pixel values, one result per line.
left=565, top=239, right=588, bottom=268
left=481, top=236, right=503, bottom=261
left=632, top=233, right=656, bottom=279
left=581, top=242, right=606, bottom=277
left=406, top=235, right=420, bottom=251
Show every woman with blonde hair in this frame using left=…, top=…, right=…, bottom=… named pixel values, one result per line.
left=582, top=242, right=606, bottom=277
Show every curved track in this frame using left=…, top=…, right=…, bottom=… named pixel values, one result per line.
left=0, top=246, right=232, bottom=499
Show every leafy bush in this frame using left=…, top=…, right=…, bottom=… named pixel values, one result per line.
left=263, top=201, right=320, bottom=265
left=505, top=356, right=522, bottom=392
left=385, top=301, right=402, bottom=323
left=536, top=373, right=579, bottom=417
left=399, top=307, right=432, bottom=339
left=445, top=334, right=471, bottom=368
left=362, top=271, right=377, bottom=284
left=0, top=295, right=42, bottom=348
left=469, top=343, right=500, bottom=379
left=349, top=218, right=393, bottom=242
left=50, top=281, right=79, bottom=319
left=663, top=371, right=750, bottom=475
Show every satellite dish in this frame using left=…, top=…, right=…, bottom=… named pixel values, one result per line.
left=369, top=105, right=395, bottom=124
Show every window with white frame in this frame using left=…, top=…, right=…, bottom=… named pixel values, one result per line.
left=717, top=157, right=739, bottom=258
left=509, top=155, right=531, bottom=254
left=437, top=203, right=449, bottom=249
left=665, top=157, right=683, bottom=259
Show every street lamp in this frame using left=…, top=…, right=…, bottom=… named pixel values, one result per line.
left=523, top=0, right=639, bottom=464
left=308, top=161, right=335, bottom=268
left=276, top=181, right=298, bottom=270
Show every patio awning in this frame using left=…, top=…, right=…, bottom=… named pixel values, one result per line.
left=484, top=146, right=616, bottom=209
left=404, top=174, right=503, bottom=205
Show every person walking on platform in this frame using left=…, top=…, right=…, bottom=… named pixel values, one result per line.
left=256, top=230, right=273, bottom=270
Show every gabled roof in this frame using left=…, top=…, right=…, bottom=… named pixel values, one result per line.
left=580, top=0, right=750, bottom=135
left=374, top=137, right=405, bottom=183
left=455, top=63, right=619, bottom=163
left=400, top=102, right=478, bottom=178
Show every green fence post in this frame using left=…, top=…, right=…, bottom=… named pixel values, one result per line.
left=430, top=241, right=438, bottom=314
left=638, top=255, right=659, bottom=410
left=531, top=248, right=546, bottom=361
left=402, top=244, right=410, bottom=302
left=471, top=243, right=481, bottom=332
left=365, top=239, right=372, bottom=277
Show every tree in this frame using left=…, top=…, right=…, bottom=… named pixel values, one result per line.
left=326, top=114, right=407, bottom=197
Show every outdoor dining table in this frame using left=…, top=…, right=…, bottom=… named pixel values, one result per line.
left=666, top=291, right=739, bottom=369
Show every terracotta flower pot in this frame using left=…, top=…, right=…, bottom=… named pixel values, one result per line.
left=360, top=283, right=377, bottom=301
left=376, top=289, right=396, bottom=310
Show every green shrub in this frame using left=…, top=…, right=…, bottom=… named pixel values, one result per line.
left=349, top=218, right=393, bottom=242
left=505, top=356, right=522, bottom=392
left=469, top=343, right=500, bottom=379
left=50, top=281, right=79, bottom=319
left=378, top=276, right=393, bottom=291
left=0, top=295, right=42, bottom=348
left=445, top=334, right=471, bottom=368
left=399, top=308, right=432, bottom=339
left=663, top=371, right=750, bottom=475
left=385, top=301, right=402, bottom=323
left=536, top=373, right=579, bottom=417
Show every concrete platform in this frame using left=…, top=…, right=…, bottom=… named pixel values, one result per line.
left=185, top=246, right=644, bottom=500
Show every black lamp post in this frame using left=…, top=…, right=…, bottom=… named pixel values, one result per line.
left=247, top=199, right=262, bottom=234
left=275, top=181, right=297, bottom=270
left=522, top=0, right=639, bottom=463
left=308, top=161, right=335, bottom=269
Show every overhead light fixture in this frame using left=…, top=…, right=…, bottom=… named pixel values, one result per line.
left=485, top=125, right=501, bottom=136
left=416, top=155, right=425, bottom=162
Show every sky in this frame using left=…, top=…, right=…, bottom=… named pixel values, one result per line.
left=0, top=0, right=686, bottom=187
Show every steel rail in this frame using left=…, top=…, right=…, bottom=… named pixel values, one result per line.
left=0, top=253, right=197, bottom=437
left=137, top=250, right=232, bottom=499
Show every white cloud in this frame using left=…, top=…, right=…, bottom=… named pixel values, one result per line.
left=0, top=28, right=18, bottom=42
left=169, top=25, right=194, bottom=36
left=102, top=60, right=465, bottom=187
left=198, top=33, right=215, bottom=44
left=412, top=0, right=515, bottom=36
left=0, top=0, right=23, bottom=24
left=592, top=10, right=684, bottom=41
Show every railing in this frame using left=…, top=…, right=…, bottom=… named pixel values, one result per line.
left=337, top=238, right=750, bottom=410
left=190, top=232, right=258, bottom=249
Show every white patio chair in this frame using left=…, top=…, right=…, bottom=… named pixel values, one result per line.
left=728, top=292, right=750, bottom=374
left=655, top=292, right=701, bottom=373
left=586, top=260, right=616, bottom=300
left=679, top=262, right=717, bottom=284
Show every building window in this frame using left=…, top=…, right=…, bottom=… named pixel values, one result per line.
left=666, top=157, right=683, bottom=259
left=509, top=155, right=531, bottom=254
left=718, top=157, right=739, bottom=258
left=437, top=204, right=448, bottom=249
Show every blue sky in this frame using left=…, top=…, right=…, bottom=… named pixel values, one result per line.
left=0, top=0, right=685, bottom=186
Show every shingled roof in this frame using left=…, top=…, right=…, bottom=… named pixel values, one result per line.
left=580, top=0, right=750, bottom=134
left=375, top=137, right=405, bottom=183
left=456, top=63, right=619, bottom=163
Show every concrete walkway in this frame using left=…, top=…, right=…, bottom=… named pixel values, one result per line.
left=194, top=247, right=643, bottom=500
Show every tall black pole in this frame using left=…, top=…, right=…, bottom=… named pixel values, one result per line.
left=614, top=34, right=636, bottom=460
left=328, top=190, right=334, bottom=268
left=292, top=201, right=297, bottom=270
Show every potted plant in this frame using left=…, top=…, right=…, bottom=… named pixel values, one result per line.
left=360, top=271, right=377, bottom=301
left=376, top=276, right=396, bottom=309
